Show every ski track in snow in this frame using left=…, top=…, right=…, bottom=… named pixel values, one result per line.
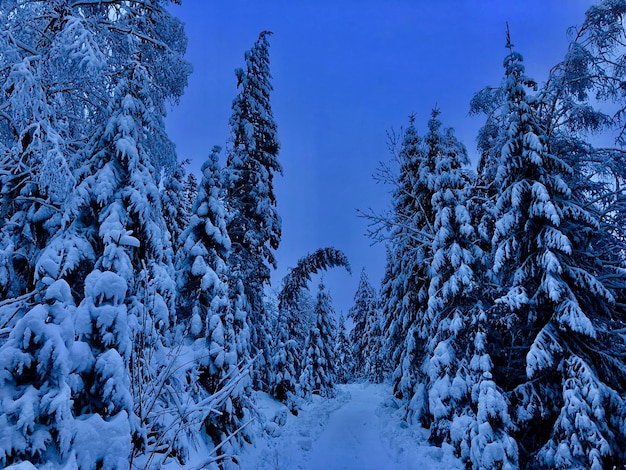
left=240, top=383, right=463, bottom=470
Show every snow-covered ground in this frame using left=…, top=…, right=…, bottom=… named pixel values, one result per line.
left=241, top=383, right=463, bottom=470
left=4, top=383, right=463, bottom=470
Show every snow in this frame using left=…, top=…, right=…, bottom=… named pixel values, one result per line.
left=73, top=412, right=132, bottom=470
left=5, top=463, right=37, bottom=470
left=239, top=383, right=463, bottom=470
left=84, top=270, right=127, bottom=306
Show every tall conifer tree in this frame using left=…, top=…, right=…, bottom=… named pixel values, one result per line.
left=225, top=31, right=281, bottom=388
left=379, top=115, right=433, bottom=423
left=176, top=146, right=247, bottom=467
left=485, top=35, right=626, bottom=468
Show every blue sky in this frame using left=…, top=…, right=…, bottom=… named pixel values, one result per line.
left=165, top=1, right=594, bottom=315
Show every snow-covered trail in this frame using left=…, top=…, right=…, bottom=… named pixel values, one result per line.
left=301, top=385, right=397, bottom=469
left=240, top=383, right=463, bottom=470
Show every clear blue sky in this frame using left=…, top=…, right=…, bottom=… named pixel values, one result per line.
left=165, top=1, right=594, bottom=315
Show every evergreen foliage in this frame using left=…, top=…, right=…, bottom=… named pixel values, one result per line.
left=225, top=31, right=282, bottom=388
left=3, top=1, right=626, bottom=469
left=485, top=36, right=626, bottom=469
left=379, top=115, right=434, bottom=423
left=0, top=280, right=82, bottom=466
left=182, top=171, right=199, bottom=224
left=299, top=283, right=338, bottom=399
left=270, top=247, right=350, bottom=406
left=175, top=146, right=248, bottom=466
left=335, top=314, right=355, bottom=384
left=161, top=162, right=190, bottom=254
left=348, top=269, right=379, bottom=380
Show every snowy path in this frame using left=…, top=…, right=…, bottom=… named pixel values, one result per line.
left=240, top=383, right=463, bottom=470
left=301, top=385, right=398, bottom=469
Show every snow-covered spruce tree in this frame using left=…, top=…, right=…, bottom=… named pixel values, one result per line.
left=363, top=306, right=385, bottom=383
left=70, top=62, right=177, bottom=466
left=467, top=332, right=519, bottom=470
left=376, top=248, right=396, bottom=382
left=485, top=37, right=626, bottom=469
left=378, top=115, right=435, bottom=423
left=299, top=282, right=339, bottom=399
left=270, top=305, right=300, bottom=407
left=270, top=248, right=350, bottom=406
left=182, top=171, right=199, bottom=224
left=176, top=146, right=249, bottom=466
left=335, top=314, right=355, bottom=384
left=422, top=109, right=475, bottom=443
left=224, top=31, right=281, bottom=389
left=1, top=2, right=190, bottom=467
left=408, top=109, right=519, bottom=468
left=178, top=147, right=230, bottom=333
left=0, top=280, right=85, bottom=467
left=348, top=269, right=377, bottom=379
left=0, top=0, right=88, bottom=308
left=161, top=161, right=190, bottom=254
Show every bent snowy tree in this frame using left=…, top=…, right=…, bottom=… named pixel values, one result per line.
left=270, top=247, right=351, bottom=406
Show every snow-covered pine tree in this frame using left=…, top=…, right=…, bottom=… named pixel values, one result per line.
left=466, top=330, right=519, bottom=470
left=362, top=306, right=385, bottom=383
left=161, top=161, right=189, bottom=254
left=421, top=109, right=476, bottom=443
left=378, top=115, right=434, bottom=424
left=182, top=171, right=199, bottom=224
left=486, top=35, right=626, bottom=468
left=335, top=314, right=355, bottom=384
left=0, top=280, right=84, bottom=467
left=348, top=269, right=377, bottom=379
left=224, top=31, right=282, bottom=389
left=175, top=146, right=248, bottom=466
left=270, top=305, right=300, bottom=407
left=376, top=248, right=396, bottom=382
left=299, top=282, right=338, bottom=399
left=407, top=109, right=519, bottom=468
left=70, top=61, right=177, bottom=466
left=178, top=147, right=230, bottom=333
left=0, top=2, right=191, bottom=467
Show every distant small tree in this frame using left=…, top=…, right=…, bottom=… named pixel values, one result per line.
left=363, top=305, right=385, bottom=383
left=182, top=168, right=198, bottom=221
left=335, top=314, right=355, bottom=384
left=348, top=269, right=377, bottom=379
left=299, top=283, right=338, bottom=399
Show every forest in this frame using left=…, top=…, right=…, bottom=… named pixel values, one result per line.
left=1, top=1, right=626, bottom=469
